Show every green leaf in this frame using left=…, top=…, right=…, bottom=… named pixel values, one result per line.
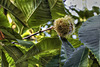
left=3, top=46, right=23, bottom=61
left=63, top=46, right=89, bottom=67
left=8, top=12, right=25, bottom=34
left=78, top=15, right=100, bottom=64
left=48, top=0, right=66, bottom=19
left=60, top=38, right=75, bottom=65
left=46, top=55, right=60, bottom=67
left=5, top=53, right=16, bottom=67
left=1, top=50, right=8, bottom=67
left=0, top=26, right=22, bottom=40
left=0, top=0, right=27, bottom=26
left=16, top=39, right=34, bottom=48
left=67, top=38, right=83, bottom=48
left=3, top=45, right=28, bottom=67
left=28, top=57, right=43, bottom=67
left=59, top=38, right=83, bottom=66
left=15, top=37, right=62, bottom=64
left=13, top=0, right=66, bottom=28
left=0, top=8, right=10, bottom=27
left=14, top=0, right=51, bottom=28
left=27, top=0, right=52, bottom=28
left=60, top=44, right=67, bottom=65
left=60, top=38, right=74, bottom=58
left=37, top=50, right=60, bottom=66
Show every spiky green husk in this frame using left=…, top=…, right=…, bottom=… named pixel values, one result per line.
left=54, top=15, right=75, bottom=38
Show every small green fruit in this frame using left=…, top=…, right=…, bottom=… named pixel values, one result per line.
left=54, top=15, right=75, bottom=38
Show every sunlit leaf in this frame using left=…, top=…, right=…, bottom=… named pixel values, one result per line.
left=15, top=37, right=61, bottom=64
left=38, top=50, right=59, bottom=66
left=28, top=57, right=43, bottom=67
left=3, top=46, right=23, bottom=61
left=0, top=0, right=27, bottom=26
left=8, top=13, right=25, bottom=34
left=0, top=8, right=9, bottom=27
left=12, top=0, right=66, bottom=28
left=1, top=51, right=8, bottom=67
left=5, top=53, right=16, bottom=67
left=3, top=45, right=28, bottom=67
left=48, top=0, right=66, bottom=19
left=14, top=0, right=51, bottom=28
left=68, top=38, right=83, bottom=48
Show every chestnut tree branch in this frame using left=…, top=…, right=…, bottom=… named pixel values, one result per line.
left=23, top=26, right=54, bottom=39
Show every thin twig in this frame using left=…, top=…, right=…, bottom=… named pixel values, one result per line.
left=12, top=26, right=54, bottom=44
left=23, top=26, right=54, bottom=39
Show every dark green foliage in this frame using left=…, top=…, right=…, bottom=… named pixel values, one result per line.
left=67, top=38, right=83, bottom=48
left=63, top=46, right=89, bottom=67
left=0, top=0, right=27, bottom=27
left=46, top=55, right=60, bottom=67
left=1, top=50, right=8, bottom=67
left=15, top=37, right=61, bottom=64
left=0, top=0, right=100, bottom=67
left=60, top=38, right=75, bottom=66
left=16, top=39, right=34, bottom=48
left=60, top=37, right=75, bottom=58
left=0, top=8, right=10, bottom=27
left=48, top=0, right=66, bottom=19
left=0, top=26, right=22, bottom=40
left=3, top=45, right=28, bottom=67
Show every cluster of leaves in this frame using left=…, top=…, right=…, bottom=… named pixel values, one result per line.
left=0, top=0, right=100, bottom=67
left=0, top=0, right=65, bottom=67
